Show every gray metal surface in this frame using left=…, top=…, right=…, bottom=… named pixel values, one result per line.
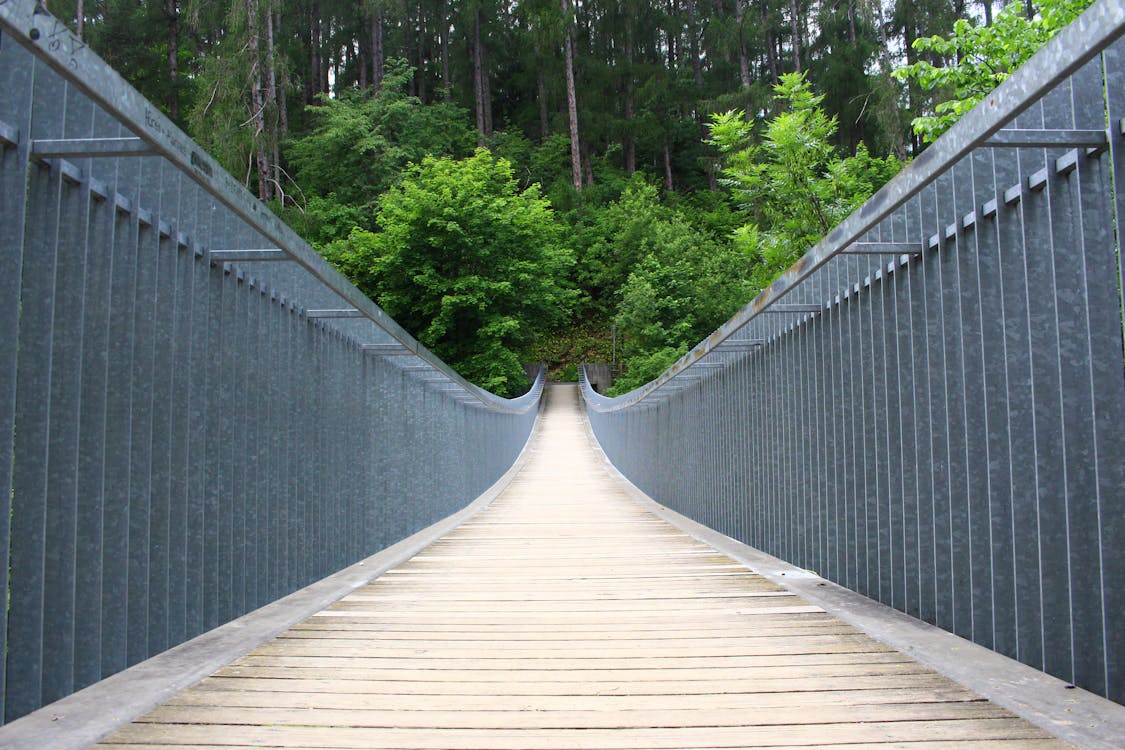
left=584, top=427, right=1125, bottom=750
left=0, top=405, right=544, bottom=750
left=584, top=0, right=1125, bottom=705
left=0, top=0, right=543, bottom=724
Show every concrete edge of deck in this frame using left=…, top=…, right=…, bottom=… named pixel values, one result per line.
left=579, top=401, right=1125, bottom=750
left=0, top=405, right=546, bottom=750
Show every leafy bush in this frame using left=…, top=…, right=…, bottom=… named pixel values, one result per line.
left=893, top=0, right=1095, bottom=142
left=287, top=60, right=475, bottom=224
left=709, top=73, right=900, bottom=294
left=324, top=150, right=576, bottom=397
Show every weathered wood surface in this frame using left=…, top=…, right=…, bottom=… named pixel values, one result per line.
left=97, top=384, right=1070, bottom=749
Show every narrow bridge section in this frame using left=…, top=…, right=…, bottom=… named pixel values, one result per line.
left=95, top=386, right=1068, bottom=749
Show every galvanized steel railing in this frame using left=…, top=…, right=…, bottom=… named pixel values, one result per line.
left=0, top=0, right=543, bottom=724
left=584, top=0, right=1125, bottom=704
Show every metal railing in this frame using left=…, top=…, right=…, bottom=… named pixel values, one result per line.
left=584, top=0, right=1125, bottom=704
left=0, top=0, right=543, bottom=724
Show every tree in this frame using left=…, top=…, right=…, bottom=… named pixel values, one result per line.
left=184, top=0, right=290, bottom=199
left=561, top=0, right=583, bottom=191
left=894, top=0, right=1096, bottom=142
left=709, top=72, right=900, bottom=293
left=574, top=179, right=753, bottom=395
left=324, top=150, right=576, bottom=396
left=285, top=59, right=475, bottom=231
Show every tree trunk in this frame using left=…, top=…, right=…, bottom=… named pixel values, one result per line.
left=75, top=0, right=84, bottom=39
left=441, top=1, right=451, bottom=102
left=471, top=9, right=487, bottom=142
left=247, top=0, right=271, bottom=201
left=275, top=11, right=288, bottom=133
left=265, top=0, right=281, bottom=195
left=761, top=0, right=778, bottom=84
left=322, top=13, right=332, bottom=95
left=357, top=3, right=368, bottom=90
left=416, top=0, right=427, bottom=101
left=310, top=4, right=322, bottom=100
left=581, top=139, right=594, bottom=186
left=165, top=0, right=178, bottom=120
left=869, top=1, right=904, bottom=159
left=983, top=0, right=993, bottom=25
left=623, top=6, right=636, bottom=174
left=662, top=136, right=674, bottom=191
left=371, top=6, right=385, bottom=92
left=734, top=0, right=751, bottom=90
left=561, top=0, right=582, bottom=191
left=536, top=50, right=550, bottom=139
left=685, top=0, right=703, bottom=89
left=789, top=0, right=802, bottom=73
left=481, top=36, right=493, bottom=136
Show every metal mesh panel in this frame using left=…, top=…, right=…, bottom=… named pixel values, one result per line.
left=0, top=1, right=542, bottom=723
left=585, top=0, right=1125, bottom=705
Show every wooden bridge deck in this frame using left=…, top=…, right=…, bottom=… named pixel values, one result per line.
left=96, top=384, right=1070, bottom=749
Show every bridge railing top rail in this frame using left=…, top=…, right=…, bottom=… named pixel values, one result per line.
left=584, top=0, right=1125, bottom=412
left=0, top=0, right=538, bottom=414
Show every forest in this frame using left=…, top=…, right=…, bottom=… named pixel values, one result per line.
left=44, top=0, right=1091, bottom=396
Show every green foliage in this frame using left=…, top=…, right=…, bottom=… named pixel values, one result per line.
left=574, top=177, right=684, bottom=317
left=74, top=0, right=968, bottom=399
left=710, top=73, right=900, bottom=294
left=526, top=324, right=614, bottom=380
left=894, top=0, right=1095, bottom=142
left=287, top=60, right=476, bottom=224
left=271, top=196, right=370, bottom=250
left=608, top=346, right=687, bottom=397
left=83, top=0, right=197, bottom=126
left=600, top=183, right=755, bottom=396
left=664, top=188, right=744, bottom=241
left=808, top=4, right=881, bottom=153
left=185, top=4, right=259, bottom=180
left=324, top=150, right=576, bottom=397
left=556, top=363, right=580, bottom=382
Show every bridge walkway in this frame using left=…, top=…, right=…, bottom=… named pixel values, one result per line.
left=95, top=384, right=1069, bottom=749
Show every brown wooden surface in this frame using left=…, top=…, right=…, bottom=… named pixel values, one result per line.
left=96, top=385, right=1071, bottom=749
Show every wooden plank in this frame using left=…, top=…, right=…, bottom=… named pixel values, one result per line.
left=98, top=385, right=1069, bottom=749
left=99, top=719, right=1059, bottom=748
left=300, top=615, right=846, bottom=629
left=164, top=686, right=984, bottom=711
left=233, top=651, right=901, bottom=670
left=251, top=633, right=884, bottom=656
left=92, top=741, right=1073, bottom=750
left=282, top=624, right=863, bottom=638
left=190, top=675, right=961, bottom=697
left=137, top=701, right=1014, bottom=729
left=213, top=659, right=937, bottom=681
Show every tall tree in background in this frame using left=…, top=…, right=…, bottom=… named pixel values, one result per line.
left=370, top=1, right=386, bottom=91
left=57, top=0, right=1086, bottom=392
left=165, top=0, right=179, bottom=119
left=561, top=0, right=582, bottom=191
left=68, top=0, right=985, bottom=200
left=471, top=5, right=487, bottom=138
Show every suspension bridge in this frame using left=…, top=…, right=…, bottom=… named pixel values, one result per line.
left=1, top=0, right=1124, bottom=747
